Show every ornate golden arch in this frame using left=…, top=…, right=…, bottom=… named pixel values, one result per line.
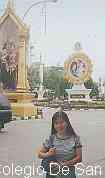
left=64, top=52, right=93, bottom=85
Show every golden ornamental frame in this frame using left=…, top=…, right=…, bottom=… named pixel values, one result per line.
left=64, top=52, right=93, bottom=85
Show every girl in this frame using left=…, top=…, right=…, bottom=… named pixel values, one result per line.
left=38, top=109, right=82, bottom=178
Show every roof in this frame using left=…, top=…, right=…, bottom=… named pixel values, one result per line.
left=0, top=0, right=29, bottom=35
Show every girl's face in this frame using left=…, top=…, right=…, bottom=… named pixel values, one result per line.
left=72, top=64, right=77, bottom=70
left=54, top=118, right=67, bottom=135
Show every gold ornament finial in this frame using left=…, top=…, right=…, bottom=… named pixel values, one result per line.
left=6, top=0, right=14, bottom=10
left=74, top=42, right=82, bottom=51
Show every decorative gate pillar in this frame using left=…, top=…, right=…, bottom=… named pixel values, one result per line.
left=0, top=0, right=37, bottom=118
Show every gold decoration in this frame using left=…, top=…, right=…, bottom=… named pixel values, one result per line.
left=64, top=52, right=93, bottom=85
left=0, top=1, right=37, bottom=118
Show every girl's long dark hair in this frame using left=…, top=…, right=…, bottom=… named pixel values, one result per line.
left=51, top=111, right=77, bottom=137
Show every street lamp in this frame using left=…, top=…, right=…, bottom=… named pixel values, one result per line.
left=22, top=0, right=58, bottom=98
left=23, top=0, right=58, bottom=20
left=23, top=0, right=58, bottom=35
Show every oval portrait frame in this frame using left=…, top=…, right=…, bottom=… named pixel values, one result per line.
left=64, top=52, right=93, bottom=85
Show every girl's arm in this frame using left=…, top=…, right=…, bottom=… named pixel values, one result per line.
left=37, top=145, right=49, bottom=159
left=37, top=146, right=56, bottom=159
left=70, top=147, right=82, bottom=164
left=62, top=147, right=82, bottom=166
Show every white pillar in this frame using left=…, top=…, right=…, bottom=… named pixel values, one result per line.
left=16, top=33, right=27, bottom=91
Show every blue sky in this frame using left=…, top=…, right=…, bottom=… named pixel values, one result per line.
left=1, top=0, right=105, bottom=81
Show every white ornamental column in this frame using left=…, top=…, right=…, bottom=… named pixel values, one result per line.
left=16, top=32, right=27, bottom=91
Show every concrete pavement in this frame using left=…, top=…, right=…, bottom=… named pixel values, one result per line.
left=0, top=110, right=105, bottom=178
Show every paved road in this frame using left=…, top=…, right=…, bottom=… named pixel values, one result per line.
left=0, top=110, right=105, bottom=178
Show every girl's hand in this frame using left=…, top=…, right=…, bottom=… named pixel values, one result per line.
left=58, top=160, right=74, bottom=167
left=48, top=148, right=56, bottom=156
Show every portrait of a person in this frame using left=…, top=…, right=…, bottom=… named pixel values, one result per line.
left=70, top=62, right=78, bottom=77
left=77, top=60, right=86, bottom=76
left=70, top=60, right=85, bottom=78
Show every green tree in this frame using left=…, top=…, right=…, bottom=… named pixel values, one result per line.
left=84, top=79, right=99, bottom=98
left=90, top=82, right=99, bottom=98
left=44, top=66, right=64, bottom=97
left=84, top=78, right=94, bottom=89
left=28, top=63, right=40, bottom=90
left=28, top=64, right=95, bottom=98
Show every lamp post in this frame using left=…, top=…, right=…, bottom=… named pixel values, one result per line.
left=23, top=0, right=58, bottom=35
left=22, top=0, right=58, bottom=99
left=23, top=0, right=58, bottom=20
